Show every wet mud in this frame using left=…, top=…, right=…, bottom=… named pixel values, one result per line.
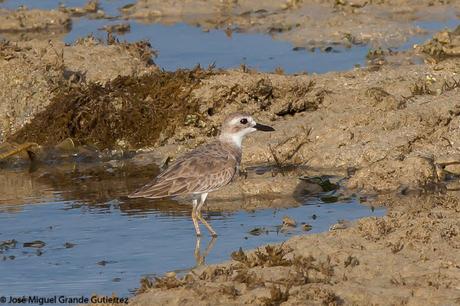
left=130, top=194, right=460, bottom=306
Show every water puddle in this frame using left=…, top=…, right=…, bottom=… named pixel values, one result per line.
left=0, top=159, right=385, bottom=298
left=1, top=0, right=458, bottom=73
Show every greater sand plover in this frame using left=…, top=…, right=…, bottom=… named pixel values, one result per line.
left=128, top=112, right=275, bottom=236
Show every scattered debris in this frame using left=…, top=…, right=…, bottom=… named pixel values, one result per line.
left=330, top=220, right=351, bottom=231
left=0, top=239, right=17, bottom=251
left=259, top=285, right=290, bottom=306
left=23, top=240, right=46, bottom=248
left=100, top=23, right=131, bottom=34
left=64, top=242, right=76, bottom=248
left=419, top=25, right=460, bottom=61
left=282, top=216, right=297, bottom=227
left=344, top=255, right=359, bottom=267
left=248, top=227, right=267, bottom=236
left=59, top=0, right=105, bottom=18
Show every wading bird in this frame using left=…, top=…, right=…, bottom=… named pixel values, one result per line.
left=129, top=112, right=275, bottom=236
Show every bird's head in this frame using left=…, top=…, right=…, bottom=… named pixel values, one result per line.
left=219, top=112, right=275, bottom=147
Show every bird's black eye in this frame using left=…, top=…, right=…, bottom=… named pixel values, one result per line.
left=240, top=118, right=248, bottom=124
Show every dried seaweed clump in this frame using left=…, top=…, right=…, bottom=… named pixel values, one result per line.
left=419, top=25, right=460, bottom=61
left=10, top=68, right=214, bottom=149
left=135, top=244, right=338, bottom=305
left=231, top=245, right=292, bottom=268
left=259, top=286, right=290, bottom=306
left=273, top=80, right=328, bottom=116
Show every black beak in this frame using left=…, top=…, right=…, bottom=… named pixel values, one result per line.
left=254, top=123, right=275, bottom=132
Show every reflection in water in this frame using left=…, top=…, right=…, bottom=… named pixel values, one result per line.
left=194, top=237, right=217, bottom=267
left=33, top=160, right=207, bottom=218
left=0, top=169, right=54, bottom=210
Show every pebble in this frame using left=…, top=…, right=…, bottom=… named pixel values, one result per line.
left=282, top=216, right=297, bottom=227
left=23, top=240, right=46, bottom=248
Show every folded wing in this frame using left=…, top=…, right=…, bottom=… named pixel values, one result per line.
left=128, top=142, right=238, bottom=199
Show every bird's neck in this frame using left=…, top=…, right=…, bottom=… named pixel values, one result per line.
left=219, top=134, right=243, bottom=163
left=219, top=132, right=244, bottom=148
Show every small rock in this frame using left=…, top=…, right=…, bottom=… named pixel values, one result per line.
left=248, top=227, right=266, bottom=236
left=436, top=154, right=460, bottom=166
left=101, top=23, right=131, bottom=34
left=282, top=216, right=297, bottom=227
left=64, top=242, right=76, bottom=248
left=97, top=260, right=115, bottom=266
left=23, top=240, right=46, bottom=248
left=344, top=255, right=360, bottom=267
left=320, top=195, right=339, bottom=203
left=444, top=164, right=460, bottom=175
left=0, top=239, right=17, bottom=250
left=330, top=220, right=351, bottom=231
left=164, top=271, right=176, bottom=278
left=55, top=137, right=76, bottom=152
left=292, top=46, right=306, bottom=51
left=445, top=181, right=460, bottom=191
left=302, top=224, right=312, bottom=231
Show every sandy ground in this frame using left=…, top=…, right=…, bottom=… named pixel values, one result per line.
left=0, top=2, right=459, bottom=305
left=128, top=194, right=460, bottom=306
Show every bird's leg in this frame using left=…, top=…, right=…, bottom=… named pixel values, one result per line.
left=192, top=198, right=201, bottom=236
left=196, top=193, right=218, bottom=237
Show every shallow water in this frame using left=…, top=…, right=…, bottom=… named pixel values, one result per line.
left=0, top=159, right=385, bottom=300
left=1, top=0, right=458, bottom=73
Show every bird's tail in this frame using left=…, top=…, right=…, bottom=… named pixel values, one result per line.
left=128, top=180, right=173, bottom=199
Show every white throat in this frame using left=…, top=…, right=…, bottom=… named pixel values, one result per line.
left=220, top=128, right=254, bottom=148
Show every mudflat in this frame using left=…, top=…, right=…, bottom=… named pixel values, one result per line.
left=0, top=0, right=459, bottom=305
